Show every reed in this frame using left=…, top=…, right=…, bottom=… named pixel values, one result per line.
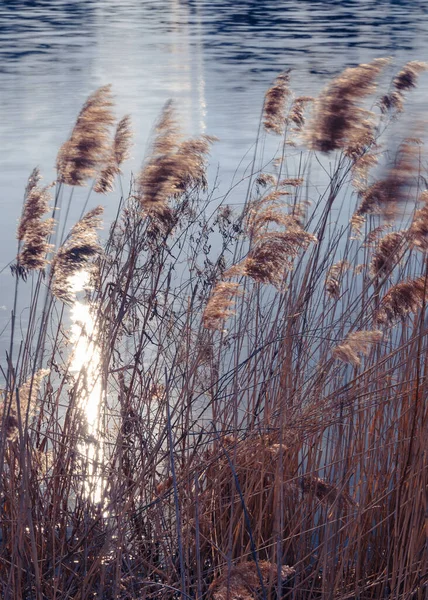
left=1, top=60, right=428, bottom=600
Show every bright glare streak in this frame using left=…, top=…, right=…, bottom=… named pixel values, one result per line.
left=69, top=269, right=104, bottom=502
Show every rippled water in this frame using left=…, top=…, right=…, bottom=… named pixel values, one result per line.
left=1, top=0, right=428, bottom=335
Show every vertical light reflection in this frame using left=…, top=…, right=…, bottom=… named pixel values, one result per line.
left=69, top=270, right=104, bottom=503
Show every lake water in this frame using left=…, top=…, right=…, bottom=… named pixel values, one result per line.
left=1, top=0, right=428, bottom=344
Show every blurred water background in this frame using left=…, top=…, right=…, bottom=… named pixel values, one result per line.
left=1, top=0, right=428, bottom=342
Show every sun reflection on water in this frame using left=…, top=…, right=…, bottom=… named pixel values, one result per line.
left=69, top=269, right=104, bottom=503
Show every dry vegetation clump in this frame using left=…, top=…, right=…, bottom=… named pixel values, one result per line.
left=2, top=61, right=428, bottom=600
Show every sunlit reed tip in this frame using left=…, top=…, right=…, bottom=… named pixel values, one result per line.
left=57, top=85, right=115, bottom=186
left=51, top=206, right=104, bottom=303
left=14, top=169, right=55, bottom=276
left=94, top=115, right=133, bottom=194
left=263, top=70, right=291, bottom=135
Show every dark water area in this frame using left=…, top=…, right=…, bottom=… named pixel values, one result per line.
left=1, top=0, right=428, bottom=339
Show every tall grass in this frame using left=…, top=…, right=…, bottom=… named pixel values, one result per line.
left=1, top=58, right=428, bottom=599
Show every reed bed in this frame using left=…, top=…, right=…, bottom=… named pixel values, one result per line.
left=1, top=59, right=428, bottom=599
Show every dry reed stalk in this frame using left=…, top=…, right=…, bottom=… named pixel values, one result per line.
left=263, top=70, right=291, bottom=134
left=332, top=330, right=383, bottom=366
left=203, top=282, right=242, bottom=330
left=57, top=85, right=115, bottom=186
left=325, top=260, right=351, bottom=299
left=369, top=231, right=406, bottom=277
left=306, top=58, right=389, bottom=152
left=94, top=114, right=132, bottom=194
left=375, top=276, right=428, bottom=325
left=51, top=206, right=103, bottom=303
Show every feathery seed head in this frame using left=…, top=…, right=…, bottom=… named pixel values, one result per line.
left=332, top=330, right=383, bottom=367
left=306, top=58, right=389, bottom=153
left=57, top=85, right=115, bottom=186
left=263, top=71, right=291, bottom=134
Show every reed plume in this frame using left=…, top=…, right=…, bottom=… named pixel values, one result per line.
left=263, top=70, right=291, bottom=134
left=306, top=58, right=389, bottom=153
left=288, top=95, right=314, bottom=130
left=332, top=330, right=383, bottom=366
left=1, top=369, right=49, bottom=441
left=325, top=260, right=350, bottom=299
left=354, top=140, right=419, bottom=222
left=238, top=191, right=317, bottom=286
left=244, top=228, right=317, bottom=286
left=380, top=61, right=428, bottom=113
left=375, top=276, right=428, bottom=325
left=51, top=206, right=103, bottom=303
left=369, top=231, right=405, bottom=277
left=57, top=85, right=115, bottom=186
left=409, top=194, right=428, bottom=251
left=203, top=282, right=242, bottom=330
left=137, top=102, right=214, bottom=218
left=255, top=173, right=277, bottom=187
left=94, top=115, right=132, bottom=194
left=15, top=169, right=54, bottom=274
